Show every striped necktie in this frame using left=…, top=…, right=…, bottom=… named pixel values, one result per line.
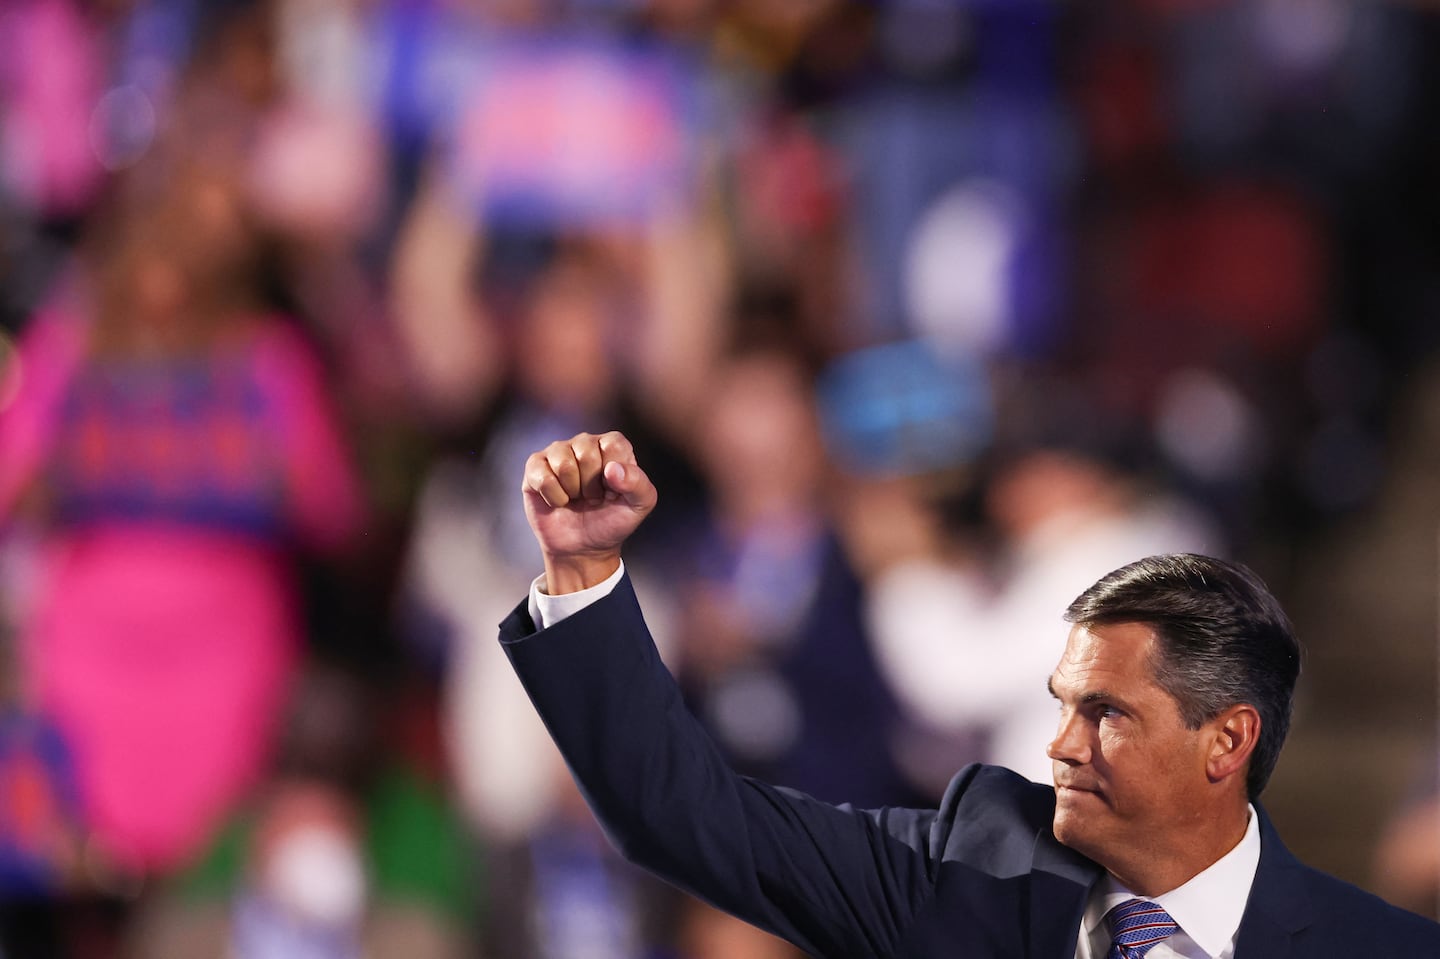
left=1106, top=898, right=1179, bottom=959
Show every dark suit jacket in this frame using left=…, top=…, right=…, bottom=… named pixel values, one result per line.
left=501, top=574, right=1440, bottom=957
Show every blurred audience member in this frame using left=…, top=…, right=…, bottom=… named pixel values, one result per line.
left=399, top=235, right=700, bottom=957
left=228, top=780, right=369, bottom=959
left=861, top=387, right=1217, bottom=786
left=402, top=237, right=694, bottom=837
left=674, top=345, right=920, bottom=809
left=0, top=160, right=364, bottom=879
left=130, top=664, right=473, bottom=959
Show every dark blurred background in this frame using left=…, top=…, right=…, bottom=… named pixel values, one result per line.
left=0, top=0, right=1438, bottom=956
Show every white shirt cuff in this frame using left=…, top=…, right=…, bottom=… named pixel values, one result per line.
left=528, top=561, right=627, bottom=629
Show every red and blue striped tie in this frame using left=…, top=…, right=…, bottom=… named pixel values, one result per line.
left=1106, top=898, right=1179, bottom=959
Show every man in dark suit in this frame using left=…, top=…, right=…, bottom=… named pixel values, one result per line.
left=501, top=431, right=1440, bottom=957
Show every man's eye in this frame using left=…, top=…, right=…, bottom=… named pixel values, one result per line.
left=1097, top=705, right=1122, bottom=720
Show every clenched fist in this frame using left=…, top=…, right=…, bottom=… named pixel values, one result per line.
left=522, top=431, right=658, bottom=593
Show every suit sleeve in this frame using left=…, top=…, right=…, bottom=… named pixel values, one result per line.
left=500, top=573, right=946, bottom=959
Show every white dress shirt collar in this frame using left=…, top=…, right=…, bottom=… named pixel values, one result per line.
left=1081, top=804, right=1261, bottom=959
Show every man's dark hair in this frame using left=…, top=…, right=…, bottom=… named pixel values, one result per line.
left=1063, top=553, right=1301, bottom=799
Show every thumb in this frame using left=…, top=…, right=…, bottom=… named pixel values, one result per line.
left=604, top=459, right=631, bottom=494
left=603, top=459, right=655, bottom=511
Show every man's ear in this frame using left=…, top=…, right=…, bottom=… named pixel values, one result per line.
left=1206, top=704, right=1260, bottom=785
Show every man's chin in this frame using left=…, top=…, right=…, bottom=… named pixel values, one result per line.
left=1051, top=788, right=1108, bottom=851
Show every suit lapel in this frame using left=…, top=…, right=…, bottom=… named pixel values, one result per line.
left=1233, top=806, right=1312, bottom=958
left=1028, top=830, right=1104, bottom=958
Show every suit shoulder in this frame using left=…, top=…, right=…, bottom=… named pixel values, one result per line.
left=930, top=764, right=1059, bottom=874
left=947, top=763, right=1055, bottom=817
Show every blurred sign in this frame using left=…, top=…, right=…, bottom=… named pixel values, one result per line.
left=818, top=339, right=993, bottom=477
left=447, top=39, right=696, bottom=229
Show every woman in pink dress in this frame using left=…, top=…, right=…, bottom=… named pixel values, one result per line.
left=0, top=165, right=364, bottom=877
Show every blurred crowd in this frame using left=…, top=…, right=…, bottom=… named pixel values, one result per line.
left=1, top=0, right=1440, bottom=955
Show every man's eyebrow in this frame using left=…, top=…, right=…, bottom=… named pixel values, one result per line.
left=1046, top=679, right=1130, bottom=710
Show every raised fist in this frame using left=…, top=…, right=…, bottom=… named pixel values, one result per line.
left=521, top=431, right=657, bottom=592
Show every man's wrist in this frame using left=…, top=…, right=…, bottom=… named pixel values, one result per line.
left=541, top=552, right=623, bottom=595
left=530, top=561, right=626, bottom=629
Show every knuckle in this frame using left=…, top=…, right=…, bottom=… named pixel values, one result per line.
left=601, top=431, right=632, bottom=455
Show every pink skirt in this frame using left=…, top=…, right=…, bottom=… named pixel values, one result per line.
left=26, top=526, right=300, bottom=874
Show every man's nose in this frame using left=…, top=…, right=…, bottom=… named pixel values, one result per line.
left=1046, top=710, right=1089, bottom=766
